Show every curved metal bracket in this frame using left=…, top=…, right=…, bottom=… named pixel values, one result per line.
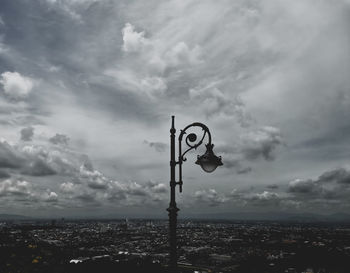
left=179, top=123, right=212, bottom=161
left=177, top=122, right=212, bottom=193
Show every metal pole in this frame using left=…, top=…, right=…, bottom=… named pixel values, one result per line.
left=167, top=115, right=179, bottom=273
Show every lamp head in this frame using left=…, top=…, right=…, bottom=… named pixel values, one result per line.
left=195, top=144, right=223, bottom=173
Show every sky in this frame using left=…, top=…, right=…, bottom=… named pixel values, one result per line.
left=0, top=0, right=350, bottom=218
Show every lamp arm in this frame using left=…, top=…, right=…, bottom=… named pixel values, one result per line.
left=176, top=123, right=212, bottom=192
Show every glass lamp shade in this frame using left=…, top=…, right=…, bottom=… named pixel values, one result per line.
left=195, top=144, right=223, bottom=173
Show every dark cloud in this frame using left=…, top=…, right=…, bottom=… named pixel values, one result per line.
left=76, top=193, right=97, bottom=203
left=0, top=140, right=76, bottom=177
left=0, top=141, right=24, bottom=168
left=242, top=127, right=283, bottom=161
left=222, top=158, right=252, bottom=174
left=318, top=168, right=350, bottom=184
left=0, top=170, right=10, bottom=178
left=288, top=179, right=316, bottom=194
left=283, top=168, right=350, bottom=211
left=49, top=134, right=70, bottom=145
left=21, top=159, right=57, bottom=176
left=216, top=127, right=283, bottom=174
left=218, top=150, right=252, bottom=174
left=143, top=140, right=167, bottom=153
left=277, top=168, right=350, bottom=210
left=20, top=126, right=34, bottom=141
left=236, top=166, right=252, bottom=174
left=215, top=144, right=238, bottom=155
left=288, top=168, right=350, bottom=199
left=266, top=184, right=279, bottom=189
left=222, top=158, right=240, bottom=169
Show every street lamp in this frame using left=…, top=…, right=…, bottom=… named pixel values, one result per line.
left=196, top=144, right=223, bottom=173
left=167, top=115, right=223, bottom=273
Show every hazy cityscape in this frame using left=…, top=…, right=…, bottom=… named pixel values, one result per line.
left=1, top=217, right=350, bottom=273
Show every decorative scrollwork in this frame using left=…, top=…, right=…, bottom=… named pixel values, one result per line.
left=186, top=133, right=197, bottom=145
left=179, top=123, right=212, bottom=162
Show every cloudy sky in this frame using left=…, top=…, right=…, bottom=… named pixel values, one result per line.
left=0, top=0, right=349, bottom=218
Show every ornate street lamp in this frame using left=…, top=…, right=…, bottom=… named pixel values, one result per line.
left=167, top=115, right=223, bottom=272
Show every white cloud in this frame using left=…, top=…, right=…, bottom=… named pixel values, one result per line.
left=188, top=83, right=248, bottom=123
left=79, top=164, right=110, bottom=189
left=151, top=183, right=167, bottom=193
left=0, top=72, right=34, bottom=100
left=60, top=182, right=76, bottom=193
left=122, top=23, right=148, bottom=53
left=194, top=189, right=227, bottom=206
left=43, top=191, right=58, bottom=202
left=252, top=191, right=280, bottom=201
left=105, top=69, right=167, bottom=98
left=164, top=42, right=203, bottom=67
left=121, top=23, right=202, bottom=68
left=20, top=144, right=76, bottom=175
left=115, top=23, right=204, bottom=98
left=0, top=178, right=59, bottom=207
left=0, top=179, right=32, bottom=197
left=140, top=76, right=167, bottom=97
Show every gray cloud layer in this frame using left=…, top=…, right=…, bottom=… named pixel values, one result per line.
left=193, top=168, right=350, bottom=214
left=0, top=0, right=349, bottom=216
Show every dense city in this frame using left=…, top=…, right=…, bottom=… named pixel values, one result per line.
left=1, top=218, right=350, bottom=273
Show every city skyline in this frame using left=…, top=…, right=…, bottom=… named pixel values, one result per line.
left=0, top=0, right=350, bottom=218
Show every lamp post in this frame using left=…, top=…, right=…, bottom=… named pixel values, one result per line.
left=167, top=115, right=223, bottom=273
